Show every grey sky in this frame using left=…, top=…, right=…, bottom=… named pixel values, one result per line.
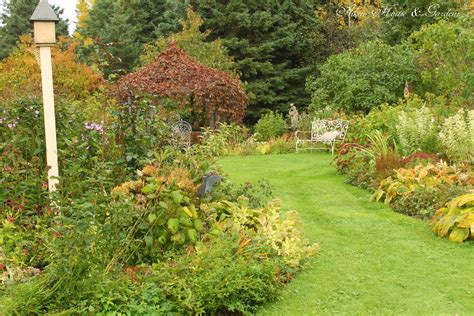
left=1, top=1, right=79, bottom=33
left=49, top=0, right=78, bottom=34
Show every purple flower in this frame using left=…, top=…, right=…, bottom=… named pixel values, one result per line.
left=6, top=117, right=19, bottom=129
left=85, top=122, right=105, bottom=135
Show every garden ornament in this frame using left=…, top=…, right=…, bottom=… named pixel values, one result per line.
left=30, top=0, right=60, bottom=191
left=404, top=81, right=413, bottom=99
left=289, top=103, right=299, bottom=130
left=199, top=175, right=223, bottom=197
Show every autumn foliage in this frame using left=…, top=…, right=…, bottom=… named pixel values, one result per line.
left=0, top=35, right=104, bottom=103
left=118, top=42, right=248, bottom=125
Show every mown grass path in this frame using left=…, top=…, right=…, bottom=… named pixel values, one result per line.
left=220, top=153, right=474, bottom=316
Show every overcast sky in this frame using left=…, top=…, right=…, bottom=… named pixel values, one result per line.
left=0, top=1, right=79, bottom=33
left=50, top=0, right=78, bottom=34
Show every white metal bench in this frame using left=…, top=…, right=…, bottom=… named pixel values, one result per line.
left=295, top=119, right=349, bottom=155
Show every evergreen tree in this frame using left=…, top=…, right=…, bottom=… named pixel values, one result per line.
left=80, top=0, right=186, bottom=77
left=140, top=8, right=236, bottom=76
left=190, top=0, right=324, bottom=121
left=0, top=0, right=69, bottom=60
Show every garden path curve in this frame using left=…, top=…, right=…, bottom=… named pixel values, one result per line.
left=220, top=153, right=474, bottom=315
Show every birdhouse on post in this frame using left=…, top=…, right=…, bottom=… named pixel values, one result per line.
left=31, top=0, right=59, bottom=46
left=30, top=0, right=60, bottom=192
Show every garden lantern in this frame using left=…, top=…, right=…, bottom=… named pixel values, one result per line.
left=30, top=0, right=59, bottom=191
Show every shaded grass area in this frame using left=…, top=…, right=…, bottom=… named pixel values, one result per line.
left=219, top=153, right=474, bottom=316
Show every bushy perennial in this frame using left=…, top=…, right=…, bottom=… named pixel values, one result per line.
left=397, top=106, right=438, bottom=154
left=439, top=109, right=474, bottom=163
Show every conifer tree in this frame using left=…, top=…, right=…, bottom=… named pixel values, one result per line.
left=80, top=0, right=186, bottom=76
left=0, top=0, right=69, bottom=60
left=190, top=0, right=324, bottom=120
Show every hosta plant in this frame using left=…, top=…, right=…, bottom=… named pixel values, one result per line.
left=371, top=161, right=472, bottom=218
left=371, top=162, right=471, bottom=205
left=431, top=192, right=474, bottom=243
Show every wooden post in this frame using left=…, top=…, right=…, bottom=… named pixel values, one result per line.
left=39, top=46, right=59, bottom=191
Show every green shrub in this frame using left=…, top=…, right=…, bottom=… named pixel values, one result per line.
left=150, top=235, right=284, bottom=315
left=296, top=111, right=313, bottom=131
left=200, top=123, right=249, bottom=156
left=334, top=143, right=377, bottom=189
left=202, top=198, right=318, bottom=268
left=347, top=104, right=403, bottom=144
left=267, top=137, right=296, bottom=155
left=347, top=94, right=454, bottom=145
left=254, top=112, right=286, bottom=142
left=410, top=17, right=474, bottom=107
left=213, top=179, right=273, bottom=209
left=391, top=185, right=469, bottom=219
left=306, top=40, right=419, bottom=113
left=363, top=131, right=403, bottom=182
left=1, top=139, right=317, bottom=313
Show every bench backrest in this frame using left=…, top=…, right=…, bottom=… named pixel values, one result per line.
left=311, top=119, right=349, bottom=142
left=171, top=119, right=192, bottom=147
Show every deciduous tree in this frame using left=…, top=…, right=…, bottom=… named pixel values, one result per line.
left=306, top=40, right=420, bottom=113
left=0, top=35, right=104, bottom=103
left=118, top=42, right=248, bottom=127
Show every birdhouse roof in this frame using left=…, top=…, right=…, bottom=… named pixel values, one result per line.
left=30, top=1, right=59, bottom=22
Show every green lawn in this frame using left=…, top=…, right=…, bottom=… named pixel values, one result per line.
left=219, top=153, right=474, bottom=316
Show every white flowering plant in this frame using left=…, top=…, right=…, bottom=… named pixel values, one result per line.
left=439, top=109, right=474, bottom=163
left=396, top=106, right=440, bottom=155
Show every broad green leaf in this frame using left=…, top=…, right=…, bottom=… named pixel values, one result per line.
left=458, top=213, right=474, bottom=228
left=144, top=235, right=153, bottom=248
left=148, top=213, right=157, bottom=223
left=448, top=227, right=469, bottom=243
left=171, top=191, right=183, bottom=205
left=455, top=193, right=474, bottom=207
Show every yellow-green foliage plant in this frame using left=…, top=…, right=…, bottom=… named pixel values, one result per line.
left=371, top=161, right=471, bottom=205
left=201, top=198, right=319, bottom=268
left=431, top=192, right=474, bottom=243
